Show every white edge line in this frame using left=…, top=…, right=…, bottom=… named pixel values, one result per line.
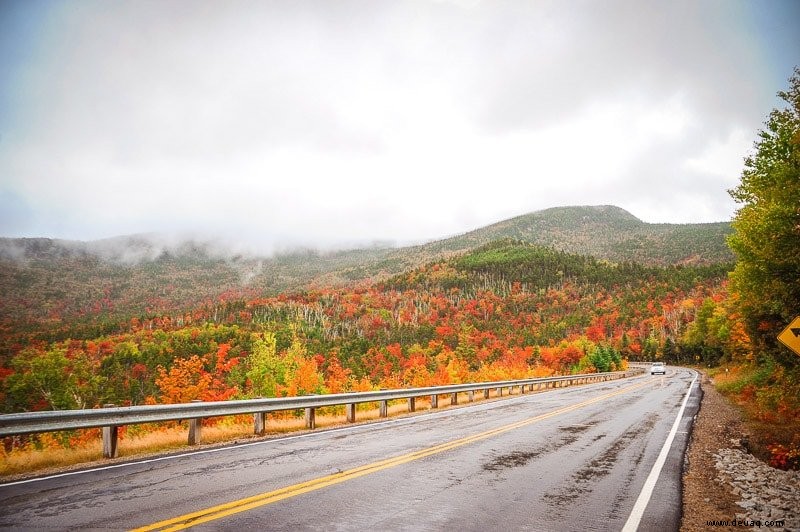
left=621, top=371, right=698, bottom=532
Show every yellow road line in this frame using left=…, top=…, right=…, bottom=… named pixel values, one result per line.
left=132, top=378, right=651, bottom=531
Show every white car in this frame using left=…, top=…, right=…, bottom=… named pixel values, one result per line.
left=650, top=362, right=666, bottom=375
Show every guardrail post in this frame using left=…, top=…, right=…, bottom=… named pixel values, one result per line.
left=305, top=407, right=316, bottom=429
left=450, top=393, right=458, bottom=405
left=468, top=390, right=474, bottom=402
left=346, top=403, right=356, bottom=423
left=408, top=397, right=415, bottom=412
left=379, top=400, right=388, bottom=418
left=254, top=411, right=267, bottom=435
left=484, top=388, right=490, bottom=399
left=497, top=387, right=503, bottom=397
left=431, top=394, right=439, bottom=408
left=188, top=400, right=203, bottom=445
left=101, top=404, right=118, bottom=459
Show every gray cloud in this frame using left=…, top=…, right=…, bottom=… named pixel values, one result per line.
left=473, top=1, right=768, bottom=132
left=0, top=0, right=797, bottom=250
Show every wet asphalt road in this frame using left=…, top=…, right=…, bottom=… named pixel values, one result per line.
left=0, top=368, right=698, bottom=531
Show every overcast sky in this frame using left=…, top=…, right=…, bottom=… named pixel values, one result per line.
left=1, top=0, right=798, bottom=252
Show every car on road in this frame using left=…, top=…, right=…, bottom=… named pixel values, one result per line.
left=650, top=361, right=666, bottom=375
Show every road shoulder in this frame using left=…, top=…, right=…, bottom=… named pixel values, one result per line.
left=680, top=372, right=750, bottom=531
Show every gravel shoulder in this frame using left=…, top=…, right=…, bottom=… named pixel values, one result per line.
left=681, top=371, right=799, bottom=531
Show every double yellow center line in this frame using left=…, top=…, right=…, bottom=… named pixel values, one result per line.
left=133, top=378, right=651, bottom=531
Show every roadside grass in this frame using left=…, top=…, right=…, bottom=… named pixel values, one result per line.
left=1, top=390, right=516, bottom=479
left=708, top=362, right=800, bottom=469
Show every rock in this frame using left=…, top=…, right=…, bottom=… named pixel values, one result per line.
left=713, top=446, right=800, bottom=530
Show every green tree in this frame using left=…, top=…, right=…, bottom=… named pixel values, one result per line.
left=728, top=68, right=800, bottom=367
left=245, top=333, right=285, bottom=398
left=681, top=299, right=726, bottom=367
left=455, top=325, right=479, bottom=371
left=589, top=345, right=612, bottom=373
left=5, top=345, right=103, bottom=411
left=662, top=338, right=678, bottom=363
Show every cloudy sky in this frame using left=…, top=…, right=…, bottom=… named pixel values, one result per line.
left=1, top=0, right=798, bottom=252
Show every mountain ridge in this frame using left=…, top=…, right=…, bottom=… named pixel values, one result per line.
left=0, top=205, right=731, bottom=265
left=0, top=205, right=734, bottom=356
left=396, top=205, right=732, bottom=265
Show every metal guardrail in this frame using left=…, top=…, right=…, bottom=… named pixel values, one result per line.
left=0, top=369, right=643, bottom=458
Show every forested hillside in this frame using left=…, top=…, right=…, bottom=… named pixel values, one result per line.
left=0, top=205, right=732, bottom=360
left=1, top=240, right=732, bottom=416
left=423, top=205, right=734, bottom=265
left=0, top=237, right=395, bottom=357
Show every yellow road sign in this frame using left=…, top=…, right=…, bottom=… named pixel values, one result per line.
left=777, top=317, right=800, bottom=356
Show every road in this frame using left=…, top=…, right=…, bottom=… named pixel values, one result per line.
left=0, top=367, right=699, bottom=531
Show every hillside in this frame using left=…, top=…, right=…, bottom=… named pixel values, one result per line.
left=417, top=205, right=733, bottom=265
left=0, top=205, right=732, bottom=357
left=2, top=238, right=730, bottom=414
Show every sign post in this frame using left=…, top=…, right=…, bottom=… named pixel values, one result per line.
left=777, top=317, right=800, bottom=356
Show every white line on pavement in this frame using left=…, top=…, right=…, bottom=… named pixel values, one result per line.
left=622, top=370, right=698, bottom=531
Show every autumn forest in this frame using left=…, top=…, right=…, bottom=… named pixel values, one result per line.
left=1, top=237, right=737, bottom=423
